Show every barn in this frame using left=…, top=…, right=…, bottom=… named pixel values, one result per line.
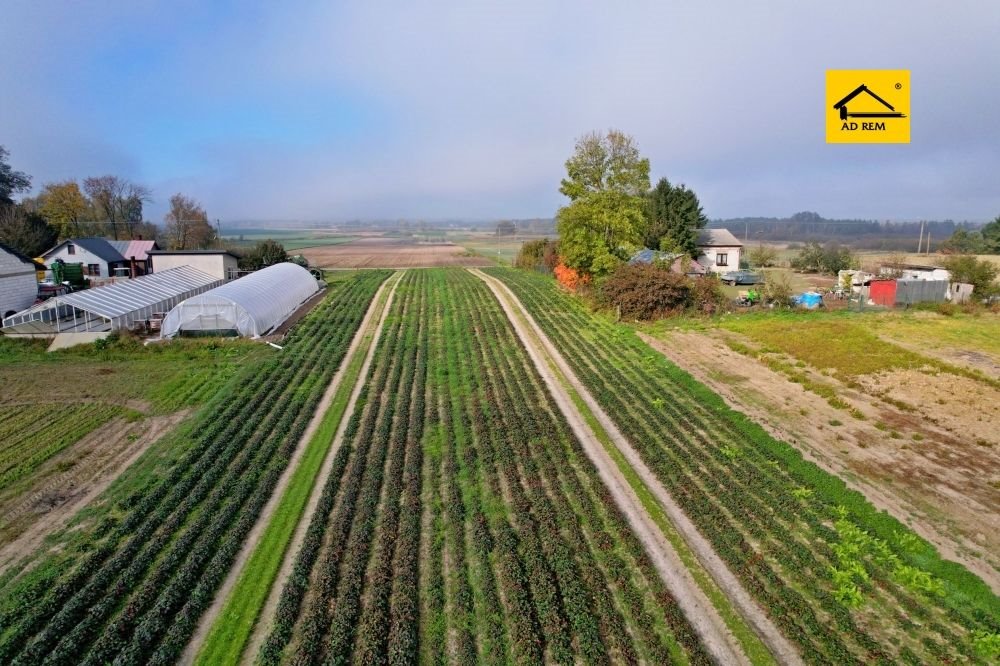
left=0, top=243, right=41, bottom=321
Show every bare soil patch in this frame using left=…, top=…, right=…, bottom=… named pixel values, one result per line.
left=0, top=409, right=189, bottom=575
left=643, top=329, right=1000, bottom=592
left=301, top=238, right=492, bottom=269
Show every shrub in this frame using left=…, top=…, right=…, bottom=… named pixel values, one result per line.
left=747, top=244, right=779, bottom=268
left=942, top=255, right=999, bottom=299
left=689, top=275, right=726, bottom=315
left=760, top=270, right=794, bottom=306
left=790, top=242, right=857, bottom=274
left=515, top=238, right=559, bottom=273
left=598, top=263, right=691, bottom=319
left=553, top=262, right=590, bottom=292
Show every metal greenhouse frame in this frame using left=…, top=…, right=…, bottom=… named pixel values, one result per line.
left=1, top=266, right=221, bottom=334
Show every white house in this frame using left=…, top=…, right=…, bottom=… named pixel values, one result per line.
left=696, top=229, right=743, bottom=274
left=0, top=243, right=40, bottom=320
left=148, top=250, right=240, bottom=281
left=42, top=238, right=127, bottom=278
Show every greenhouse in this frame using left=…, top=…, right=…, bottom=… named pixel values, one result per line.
left=1, top=266, right=221, bottom=334
left=160, top=262, right=321, bottom=338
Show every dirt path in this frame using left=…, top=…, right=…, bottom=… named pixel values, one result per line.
left=642, top=328, right=1000, bottom=593
left=0, top=409, right=190, bottom=577
left=212, top=270, right=401, bottom=665
left=472, top=269, right=799, bottom=666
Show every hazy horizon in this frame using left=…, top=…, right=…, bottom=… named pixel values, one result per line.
left=3, top=1, right=999, bottom=223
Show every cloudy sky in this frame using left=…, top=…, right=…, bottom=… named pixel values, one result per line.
left=2, top=1, right=998, bottom=222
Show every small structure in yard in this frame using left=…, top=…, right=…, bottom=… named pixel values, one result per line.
left=628, top=249, right=707, bottom=276
left=695, top=229, right=742, bottom=274
left=0, top=243, right=43, bottom=321
left=148, top=250, right=240, bottom=281
left=867, top=277, right=950, bottom=307
left=1, top=266, right=220, bottom=335
left=879, top=262, right=950, bottom=281
left=160, top=262, right=321, bottom=339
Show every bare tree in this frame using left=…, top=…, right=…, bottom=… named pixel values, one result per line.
left=82, top=175, right=151, bottom=239
left=164, top=193, right=215, bottom=249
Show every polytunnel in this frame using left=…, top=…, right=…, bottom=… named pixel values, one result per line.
left=160, top=262, right=321, bottom=338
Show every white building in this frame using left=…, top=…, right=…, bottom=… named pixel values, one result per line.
left=41, top=238, right=129, bottom=278
left=148, top=250, right=240, bottom=281
left=0, top=243, right=40, bottom=320
left=696, top=229, right=743, bottom=274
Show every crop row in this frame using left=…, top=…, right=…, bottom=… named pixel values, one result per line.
left=0, top=270, right=392, bottom=665
left=258, top=268, right=710, bottom=665
left=487, top=267, right=1000, bottom=664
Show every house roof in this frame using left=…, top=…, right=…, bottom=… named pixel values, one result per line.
left=629, top=249, right=682, bottom=264
left=43, top=238, right=126, bottom=263
left=697, top=229, right=742, bottom=247
left=0, top=242, right=45, bottom=268
left=109, top=239, right=158, bottom=261
left=147, top=249, right=239, bottom=258
left=882, top=262, right=946, bottom=271
left=833, top=84, right=896, bottom=112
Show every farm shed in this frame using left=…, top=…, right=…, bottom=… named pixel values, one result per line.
left=0, top=242, right=41, bottom=322
left=148, top=250, right=240, bottom=281
left=1, top=266, right=220, bottom=335
left=869, top=279, right=897, bottom=307
left=160, top=262, right=320, bottom=338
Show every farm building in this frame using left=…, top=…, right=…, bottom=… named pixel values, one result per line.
left=879, top=262, right=950, bottom=281
left=868, top=278, right=950, bottom=307
left=629, top=249, right=708, bottom=276
left=160, top=262, right=320, bottom=338
left=148, top=250, right=240, bottom=281
left=695, top=229, right=743, bottom=274
left=0, top=243, right=41, bottom=321
left=42, top=237, right=158, bottom=279
left=1, top=266, right=221, bottom=335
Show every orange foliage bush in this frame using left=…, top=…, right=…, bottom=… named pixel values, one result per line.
left=554, top=262, right=591, bottom=292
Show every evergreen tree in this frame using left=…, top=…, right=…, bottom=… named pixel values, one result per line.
left=643, top=178, right=708, bottom=258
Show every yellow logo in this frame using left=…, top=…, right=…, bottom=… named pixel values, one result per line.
left=826, top=70, right=910, bottom=143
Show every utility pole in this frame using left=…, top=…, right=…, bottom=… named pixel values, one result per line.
left=926, top=231, right=931, bottom=254
left=917, top=221, right=924, bottom=253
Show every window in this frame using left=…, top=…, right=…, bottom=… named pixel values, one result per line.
left=87, top=264, right=100, bottom=276
left=67, top=244, right=76, bottom=255
left=717, top=253, right=728, bottom=266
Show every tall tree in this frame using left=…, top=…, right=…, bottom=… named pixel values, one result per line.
left=0, top=204, right=57, bottom=256
left=642, top=178, right=708, bottom=258
left=239, top=239, right=288, bottom=270
left=982, top=215, right=1000, bottom=253
left=164, top=193, right=215, bottom=249
left=0, top=146, right=32, bottom=205
left=83, top=175, right=151, bottom=240
left=556, top=130, right=650, bottom=276
left=38, top=181, right=89, bottom=239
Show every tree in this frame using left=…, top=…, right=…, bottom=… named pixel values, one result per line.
left=239, top=239, right=288, bottom=270
left=164, top=193, right=215, bottom=249
left=0, top=146, right=32, bottom=205
left=514, top=238, right=559, bottom=273
left=790, top=241, right=856, bottom=274
left=83, top=175, right=151, bottom=240
left=982, top=216, right=1000, bottom=253
left=942, top=255, right=999, bottom=298
left=747, top=243, right=779, bottom=267
left=556, top=130, right=650, bottom=277
left=0, top=204, right=58, bottom=257
left=642, top=178, right=708, bottom=257
left=37, top=181, right=89, bottom=239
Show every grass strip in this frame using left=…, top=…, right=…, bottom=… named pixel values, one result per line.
left=193, top=273, right=399, bottom=666
left=490, top=274, right=776, bottom=666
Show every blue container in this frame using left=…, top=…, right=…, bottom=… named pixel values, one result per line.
left=796, top=292, right=823, bottom=309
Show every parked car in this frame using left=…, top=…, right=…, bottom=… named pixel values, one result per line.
left=721, top=270, right=764, bottom=286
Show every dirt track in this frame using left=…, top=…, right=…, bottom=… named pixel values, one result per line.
left=472, top=269, right=801, bottom=666
left=0, top=410, right=190, bottom=577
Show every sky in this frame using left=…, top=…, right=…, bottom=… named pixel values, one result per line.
left=2, top=1, right=999, bottom=223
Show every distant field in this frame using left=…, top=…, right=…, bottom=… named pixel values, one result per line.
left=451, top=232, right=533, bottom=264
left=301, top=237, right=493, bottom=268
left=220, top=228, right=358, bottom=251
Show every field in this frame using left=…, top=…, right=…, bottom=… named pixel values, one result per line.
left=0, top=271, right=390, bottom=664
left=0, top=264, right=998, bottom=665
left=300, top=237, right=494, bottom=268
left=220, top=228, right=358, bottom=251
left=489, top=267, right=1000, bottom=663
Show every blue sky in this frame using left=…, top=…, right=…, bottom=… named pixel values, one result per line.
left=2, top=1, right=999, bottom=222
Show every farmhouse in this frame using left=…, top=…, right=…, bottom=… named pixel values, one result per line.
left=695, top=229, right=743, bottom=274
left=160, top=262, right=320, bottom=338
left=149, top=249, right=240, bottom=281
left=0, top=243, right=41, bottom=320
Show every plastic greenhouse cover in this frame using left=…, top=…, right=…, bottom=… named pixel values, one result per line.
left=160, top=262, right=319, bottom=338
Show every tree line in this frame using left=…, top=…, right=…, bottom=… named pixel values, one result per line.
left=0, top=145, right=217, bottom=256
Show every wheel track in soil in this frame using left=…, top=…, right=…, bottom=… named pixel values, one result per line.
left=472, top=267, right=803, bottom=666
left=180, top=271, right=402, bottom=665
